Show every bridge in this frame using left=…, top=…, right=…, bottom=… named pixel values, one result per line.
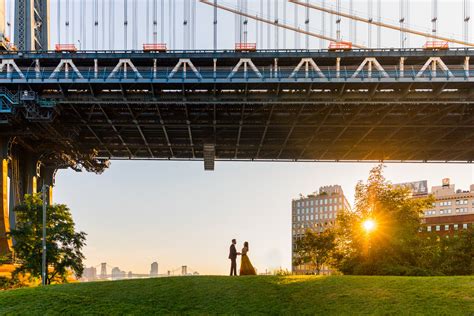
left=0, top=0, right=474, bottom=254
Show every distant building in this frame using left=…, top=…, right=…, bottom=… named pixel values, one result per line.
left=82, top=267, right=97, bottom=282
left=414, top=179, right=474, bottom=234
left=291, top=185, right=351, bottom=274
left=150, top=262, right=159, bottom=276
left=111, top=267, right=126, bottom=280
left=99, top=262, right=107, bottom=279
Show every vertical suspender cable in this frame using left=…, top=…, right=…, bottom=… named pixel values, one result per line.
left=184, top=0, right=188, bottom=49
left=95, top=0, right=99, bottom=50
left=368, top=0, right=373, bottom=47
left=133, top=0, right=137, bottom=49
left=260, top=0, right=264, bottom=47
left=294, top=1, right=299, bottom=48
left=160, top=0, right=165, bottom=43
left=305, top=0, right=309, bottom=49
left=124, top=0, right=128, bottom=50
left=235, top=0, right=239, bottom=44
left=57, top=0, right=61, bottom=44
left=102, top=0, right=105, bottom=49
left=431, top=0, right=438, bottom=39
left=336, top=0, right=341, bottom=42
left=399, top=0, right=404, bottom=48
left=330, top=1, right=334, bottom=41
left=192, top=0, right=196, bottom=49
left=153, top=0, right=157, bottom=43
left=377, top=0, right=381, bottom=47
left=80, top=0, right=83, bottom=48
left=173, top=1, right=176, bottom=49
left=244, top=0, right=248, bottom=45
left=282, top=1, right=286, bottom=48
left=213, top=0, right=217, bottom=49
left=405, top=0, right=410, bottom=47
left=349, top=0, right=353, bottom=43
left=146, top=0, right=150, bottom=43
left=169, top=0, right=172, bottom=48
left=65, top=0, right=70, bottom=43
left=7, top=0, right=11, bottom=40
left=110, top=0, right=115, bottom=49
left=82, top=0, right=87, bottom=49
left=464, top=0, right=470, bottom=42
left=320, top=0, right=325, bottom=48
left=267, top=0, right=270, bottom=48
left=274, top=0, right=279, bottom=49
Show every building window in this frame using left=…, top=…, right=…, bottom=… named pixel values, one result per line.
left=456, top=200, right=460, bottom=205
left=329, top=205, right=333, bottom=211
left=463, top=224, right=468, bottom=229
left=444, top=225, right=449, bottom=231
left=436, top=225, right=440, bottom=231
left=324, top=199, right=327, bottom=204
left=324, top=206, right=328, bottom=212
left=427, top=226, right=432, bottom=232
left=454, top=224, right=458, bottom=230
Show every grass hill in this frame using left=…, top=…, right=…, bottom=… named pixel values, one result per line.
left=0, top=275, right=473, bottom=315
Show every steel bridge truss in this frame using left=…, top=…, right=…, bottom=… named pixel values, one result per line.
left=1, top=49, right=474, bottom=171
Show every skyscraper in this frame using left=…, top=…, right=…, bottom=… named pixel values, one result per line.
left=291, top=185, right=351, bottom=274
left=150, top=261, right=159, bottom=276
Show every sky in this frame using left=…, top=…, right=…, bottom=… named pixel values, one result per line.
left=10, top=0, right=474, bottom=275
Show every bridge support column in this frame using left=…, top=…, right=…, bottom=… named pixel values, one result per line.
left=0, top=139, right=11, bottom=255
left=39, top=166, right=56, bottom=205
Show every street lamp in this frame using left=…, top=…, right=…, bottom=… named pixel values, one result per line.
left=41, top=183, right=48, bottom=285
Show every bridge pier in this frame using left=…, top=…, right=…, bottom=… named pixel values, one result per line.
left=0, top=137, right=57, bottom=255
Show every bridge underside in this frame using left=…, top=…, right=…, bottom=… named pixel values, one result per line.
left=4, top=88, right=474, bottom=163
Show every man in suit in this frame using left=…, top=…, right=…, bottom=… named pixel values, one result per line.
left=229, top=239, right=240, bottom=276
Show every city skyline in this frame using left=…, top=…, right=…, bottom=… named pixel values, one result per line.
left=55, top=162, right=474, bottom=275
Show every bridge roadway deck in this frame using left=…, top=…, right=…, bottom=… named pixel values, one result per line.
left=1, top=49, right=474, bottom=167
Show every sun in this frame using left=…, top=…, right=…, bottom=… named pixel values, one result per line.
left=362, top=219, right=376, bottom=233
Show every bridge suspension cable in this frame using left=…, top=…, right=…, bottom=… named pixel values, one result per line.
left=199, top=0, right=366, bottom=48
left=290, top=0, right=474, bottom=47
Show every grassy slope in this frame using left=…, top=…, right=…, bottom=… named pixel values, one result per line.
left=0, top=275, right=473, bottom=315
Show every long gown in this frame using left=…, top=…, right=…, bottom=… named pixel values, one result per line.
left=239, top=247, right=256, bottom=275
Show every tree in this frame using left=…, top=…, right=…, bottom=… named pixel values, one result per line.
left=8, top=194, right=86, bottom=284
left=332, top=164, right=435, bottom=275
left=293, top=228, right=336, bottom=275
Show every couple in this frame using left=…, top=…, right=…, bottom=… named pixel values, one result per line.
left=228, top=239, right=256, bottom=276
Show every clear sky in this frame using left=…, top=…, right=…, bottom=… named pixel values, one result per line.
left=22, top=0, right=474, bottom=275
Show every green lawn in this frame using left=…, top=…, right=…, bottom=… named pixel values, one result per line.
left=0, top=275, right=473, bottom=315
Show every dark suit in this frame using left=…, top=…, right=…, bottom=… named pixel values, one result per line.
left=229, top=244, right=238, bottom=276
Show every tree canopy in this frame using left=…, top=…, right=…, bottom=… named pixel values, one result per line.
left=8, top=194, right=86, bottom=284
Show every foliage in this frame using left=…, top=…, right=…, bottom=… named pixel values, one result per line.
left=293, top=229, right=336, bottom=275
left=8, top=194, right=86, bottom=284
left=331, top=164, right=473, bottom=276
left=0, top=276, right=473, bottom=314
left=332, top=165, right=437, bottom=275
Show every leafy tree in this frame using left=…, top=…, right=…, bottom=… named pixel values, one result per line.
left=438, top=229, right=474, bottom=275
left=293, top=228, right=336, bottom=275
left=332, top=164, right=435, bottom=275
left=8, top=194, right=86, bottom=284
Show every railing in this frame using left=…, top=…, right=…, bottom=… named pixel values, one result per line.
left=0, top=65, right=468, bottom=82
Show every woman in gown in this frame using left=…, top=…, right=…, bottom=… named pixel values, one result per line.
left=239, top=241, right=257, bottom=275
